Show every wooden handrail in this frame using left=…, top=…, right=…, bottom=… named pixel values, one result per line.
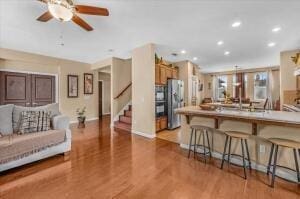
left=114, top=82, right=132, bottom=99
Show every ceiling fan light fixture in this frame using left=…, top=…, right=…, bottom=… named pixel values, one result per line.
left=48, top=0, right=74, bottom=22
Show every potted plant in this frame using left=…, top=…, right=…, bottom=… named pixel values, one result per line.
left=76, top=107, right=86, bottom=128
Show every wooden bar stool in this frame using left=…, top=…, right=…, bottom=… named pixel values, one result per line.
left=188, top=125, right=212, bottom=163
left=267, top=138, right=300, bottom=187
left=220, top=131, right=252, bottom=179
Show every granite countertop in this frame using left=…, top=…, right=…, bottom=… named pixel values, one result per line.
left=175, top=106, right=300, bottom=125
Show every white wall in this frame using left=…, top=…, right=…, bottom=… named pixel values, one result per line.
left=131, top=43, right=155, bottom=137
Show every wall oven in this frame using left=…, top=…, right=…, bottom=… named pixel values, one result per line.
left=155, top=86, right=167, bottom=117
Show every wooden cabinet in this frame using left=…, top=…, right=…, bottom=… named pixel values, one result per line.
left=165, top=67, right=172, bottom=79
left=155, top=64, right=160, bottom=84
left=0, top=71, right=55, bottom=106
left=156, top=116, right=168, bottom=132
left=172, top=68, right=178, bottom=79
left=159, top=66, right=167, bottom=85
left=155, top=64, right=178, bottom=85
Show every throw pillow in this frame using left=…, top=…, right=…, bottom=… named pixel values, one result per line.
left=13, top=105, right=31, bottom=132
left=18, top=111, right=38, bottom=134
left=37, top=111, right=51, bottom=132
left=0, top=104, right=14, bottom=135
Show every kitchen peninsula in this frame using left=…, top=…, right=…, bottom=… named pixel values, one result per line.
left=175, top=106, right=300, bottom=181
left=176, top=106, right=300, bottom=135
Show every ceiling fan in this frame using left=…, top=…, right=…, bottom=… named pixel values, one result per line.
left=36, top=0, right=109, bottom=31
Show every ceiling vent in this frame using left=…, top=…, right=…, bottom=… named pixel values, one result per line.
left=171, top=53, right=178, bottom=57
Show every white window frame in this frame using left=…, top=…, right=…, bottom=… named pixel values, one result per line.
left=217, top=75, right=227, bottom=100
left=254, top=72, right=267, bottom=101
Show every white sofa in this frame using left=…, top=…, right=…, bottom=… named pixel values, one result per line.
left=0, top=105, right=71, bottom=172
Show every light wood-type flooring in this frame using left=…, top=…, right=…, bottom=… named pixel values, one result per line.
left=0, top=116, right=299, bottom=199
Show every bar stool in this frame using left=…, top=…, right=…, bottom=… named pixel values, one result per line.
left=267, top=138, right=300, bottom=187
left=220, top=131, right=252, bottom=179
left=188, top=125, right=212, bottom=163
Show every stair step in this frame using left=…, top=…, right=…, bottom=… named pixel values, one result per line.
left=124, top=110, right=132, bottom=117
left=114, top=121, right=131, bottom=132
left=128, top=105, right=132, bottom=111
left=120, top=115, right=132, bottom=124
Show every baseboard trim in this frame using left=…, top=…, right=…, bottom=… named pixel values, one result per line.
left=131, top=130, right=156, bottom=139
left=70, top=117, right=99, bottom=124
left=180, top=144, right=298, bottom=182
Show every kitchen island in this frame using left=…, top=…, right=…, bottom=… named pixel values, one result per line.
left=175, top=106, right=300, bottom=135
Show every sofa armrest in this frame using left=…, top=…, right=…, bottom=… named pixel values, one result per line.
left=52, top=115, right=70, bottom=130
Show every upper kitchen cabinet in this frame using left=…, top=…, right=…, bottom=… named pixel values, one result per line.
left=155, top=63, right=178, bottom=85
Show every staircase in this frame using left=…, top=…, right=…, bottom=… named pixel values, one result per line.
left=114, top=105, right=132, bottom=132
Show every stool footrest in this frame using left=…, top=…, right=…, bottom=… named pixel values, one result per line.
left=222, top=153, right=251, bottom=168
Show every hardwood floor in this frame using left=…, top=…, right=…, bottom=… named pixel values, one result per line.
left=0, top=116, right=300, bottom=199
left=156, top=128, right=181, bottom=144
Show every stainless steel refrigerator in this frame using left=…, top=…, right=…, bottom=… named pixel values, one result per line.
left=167, top=79, right=184, bottom=129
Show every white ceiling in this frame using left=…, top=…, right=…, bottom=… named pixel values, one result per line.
left=0, top=0, right=300, bottom=73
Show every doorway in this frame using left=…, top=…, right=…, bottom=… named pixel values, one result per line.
left=98, top=81, right=103, bottom=117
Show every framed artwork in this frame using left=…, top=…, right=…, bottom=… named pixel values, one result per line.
left=84, top=73, right=93, bottom=94
left=68, top=75, right=78, bottom=98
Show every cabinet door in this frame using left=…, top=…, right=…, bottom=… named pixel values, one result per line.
left=166, top=68, right=172, bottom=79
left=0, top=72, right=31, bottom=106
left=155, top=65, right=160, bottom=84
left=172, top=68, right=178, bottom=79
left=31, top=74, right=55, bottom=107
left=156, top=119, right=161, bottom=132
left=160, top=66, right=167, bottom=85
left=160, top=117, right=167, bottom=130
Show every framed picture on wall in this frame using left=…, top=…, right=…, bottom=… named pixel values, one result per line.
left=68, top=75, right=78, bottom=98
left=84, top=73, right=93, bottom=94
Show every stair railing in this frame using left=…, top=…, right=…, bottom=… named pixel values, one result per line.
left=114, top=82, right=132, bottom=100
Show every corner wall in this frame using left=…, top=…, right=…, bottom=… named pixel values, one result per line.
left=131, top=43, right=155, bottom=137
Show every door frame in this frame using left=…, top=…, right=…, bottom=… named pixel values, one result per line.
left=0, top=69, right=59, bottom=103
left=98, top=80, right=104, bottom=117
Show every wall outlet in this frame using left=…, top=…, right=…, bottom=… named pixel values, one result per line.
left=260, top=145, right=266, bottom=153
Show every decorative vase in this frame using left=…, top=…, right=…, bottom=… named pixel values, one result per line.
left=77, top=116, right=86, bottom=128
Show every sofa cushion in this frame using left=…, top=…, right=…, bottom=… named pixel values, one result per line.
left=46, top=103, right=60, bottom=118
left=0, top=104, right=14, bottom=135
left=0, top=129, right=66, bottom=164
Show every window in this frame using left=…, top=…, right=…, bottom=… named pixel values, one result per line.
left=217, top=75, right=227, bottom=99
left=254, top=72, right=267, bottom=100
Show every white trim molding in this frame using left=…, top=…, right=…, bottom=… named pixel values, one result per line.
left=180, top=144, right=298, bottom=182
left=131, top=130, right=156, bottom=139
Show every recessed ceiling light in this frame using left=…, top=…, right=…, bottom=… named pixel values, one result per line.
left=217, top=41, right=224, bottom=46
left=268, top=42, right=276, bottom=47
left=193, top=57, right=198, bottom=61
left=224, top=51, right=230, bottom=55
left=232, top=21, right=241, bottom=28
left=272, top=27, right=281, bottom=32
left=181, top=50, right=186, bottom=54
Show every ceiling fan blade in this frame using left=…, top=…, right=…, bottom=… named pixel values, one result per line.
left=37, top=0, right=47, bottom=3
left=37, top=11, right=53, bottom=22
left=75, top=5, right=109, bottom=16
left=72, top=15, right=93, bottom=31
